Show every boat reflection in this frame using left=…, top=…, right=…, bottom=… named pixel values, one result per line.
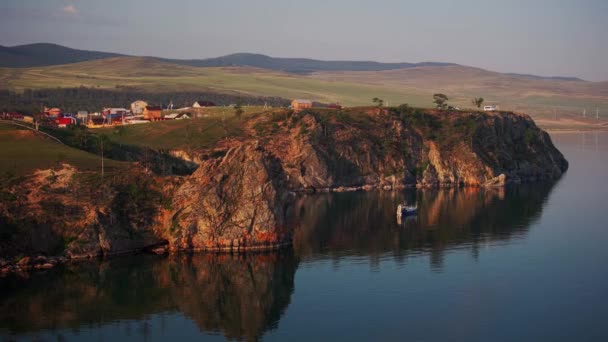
left=292, top=183, right=556, bottom=270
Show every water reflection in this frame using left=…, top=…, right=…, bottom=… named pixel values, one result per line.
left=0, top=252, right=298, bottom=341
left=0, top=182, right=558, bottom=341
left=292, top=184, right=556, bottom=270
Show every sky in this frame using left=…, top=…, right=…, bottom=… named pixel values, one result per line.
left=1, top=0, right=607, bottom=81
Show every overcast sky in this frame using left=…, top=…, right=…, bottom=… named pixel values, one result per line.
left=1, top=0, right=606, bottom=81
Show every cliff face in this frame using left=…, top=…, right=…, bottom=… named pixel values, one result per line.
left=160, top=109, right=566, bottom=252
left=0, top=164, right=172, bottom=259
left=169, top=143, right=293, bottom=251
left=0, top=108, right=568, bottom=260
left=256, top=108, right=567, bottom=189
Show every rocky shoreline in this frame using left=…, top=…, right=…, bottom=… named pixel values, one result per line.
left=0, top=255, right=66, bottom=275
left=0, top=109, right=568, bottom=273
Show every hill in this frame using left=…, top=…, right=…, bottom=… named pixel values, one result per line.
left=0, top=43, right=455, bottom=73
left=1, top=56, right=607, bottom=122
left=0, top=123, right=125, bottom=176
left=0, top=43, right=583, bottom=81
left=169, top=53, right=456, bottom=73
left=0, top=43, right=121, bottom=68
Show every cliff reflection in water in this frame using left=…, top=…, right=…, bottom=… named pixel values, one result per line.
left=0, top=183, right=557, bottom=341
left=293, top=184, right=556, bottom=269
left=0, top=252, right=298, bottom=341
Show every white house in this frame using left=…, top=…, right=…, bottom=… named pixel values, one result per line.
left=131, top=100, right=148, bottom=115
left=193, top=101, right=216, bottom=108
left=483, top=105, right=499, bottom=111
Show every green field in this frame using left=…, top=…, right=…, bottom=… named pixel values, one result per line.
left=0, top=57, right=424, bottom=107
left=0, top=122, right=125, bottom=176
left=95, top=106, right=276, bottom=150
left=1, top=56, right=607, bottom=121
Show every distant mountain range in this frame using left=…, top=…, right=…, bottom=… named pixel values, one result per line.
left=0, top=43, right=583, bottom=81
left=0, top=43, right=455, bottom=73
left=175, top=53, right=456, bottom=73
left=0, top=43, right=121, bottom=68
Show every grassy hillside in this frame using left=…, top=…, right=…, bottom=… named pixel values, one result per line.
left=0, top=122, right=125, bottom=176
left=1, top=56, right=607, bottom=122
left=0, top=57, right=423, bottom=106
left=95, top=106, right=272, bottom=150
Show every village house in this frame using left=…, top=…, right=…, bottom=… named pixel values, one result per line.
left=192, top=101, right=216, bottom=108
left=44, top=107, right=62, bottom=117
left=76, top=110, right=89, bottom=120
left=131, top=100, right=148, bottom=115
left=164, top=112, right=191, bottom=120
left=102, top=108, right=129, bottom=125
left=143, top=105, right=163, bottom=121
left=291, top=99, right=312, bottom=112
left=102, top=108, right=129, bottom=115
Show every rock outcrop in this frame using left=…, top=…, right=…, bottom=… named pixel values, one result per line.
left=169, top=142, right=293, bottom=251
left=0, top=164, right=171, bottom=260
left=0, top=108, right=568, bottom=260
left=257, top=108, right=567, bottom=190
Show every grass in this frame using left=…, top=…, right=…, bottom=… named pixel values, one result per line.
left=96, top=115, right=245, bottom=150
left=1, top=56, right=607, bottom=125
left=0, top=122, right=126, bottom=176
left=0, top=58, right=422, bottom=107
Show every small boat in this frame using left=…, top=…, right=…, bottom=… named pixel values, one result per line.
left=397, top=203, right=417, bottom=217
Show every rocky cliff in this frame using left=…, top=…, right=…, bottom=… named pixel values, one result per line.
left=0, top=108, right=568, bottom=263
left=0, top=164, right=173, bottom=261
left=169, top=143, right=293, bottom=252
left=255, top=108, right=567, bottom=189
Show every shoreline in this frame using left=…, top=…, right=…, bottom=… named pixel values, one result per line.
left=545, top=128, right=608, bottom=133
left=0, top=179, right=558, bottom=278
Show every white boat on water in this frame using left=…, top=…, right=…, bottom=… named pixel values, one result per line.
left=397, top=203, right=417, bottom=217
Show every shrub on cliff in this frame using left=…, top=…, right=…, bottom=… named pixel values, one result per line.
left=433, top=93, right=449, bottom=110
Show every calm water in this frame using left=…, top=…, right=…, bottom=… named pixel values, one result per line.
left=1, top=132, right=608, bottom=342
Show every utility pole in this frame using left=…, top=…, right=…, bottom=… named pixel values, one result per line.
left=101, top=137, right=104, bottom=180
left=583, top=108, right=586, bottom=118
left=597, top=107, right=599, bottom=120
left=222, top=109, right=227, bottom=141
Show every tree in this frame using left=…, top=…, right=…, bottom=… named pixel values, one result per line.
left=433, top=93, right=448, bottom=110
left=396, top=103, right=413, bottom=115
left=72, top=125, right=89, bottom=149
left=472, top=97, right=484, bottom=108
left=372, top=97, right=384, bottom=107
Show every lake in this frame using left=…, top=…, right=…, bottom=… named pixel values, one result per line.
left=1, top=132, right=607, bottom=341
